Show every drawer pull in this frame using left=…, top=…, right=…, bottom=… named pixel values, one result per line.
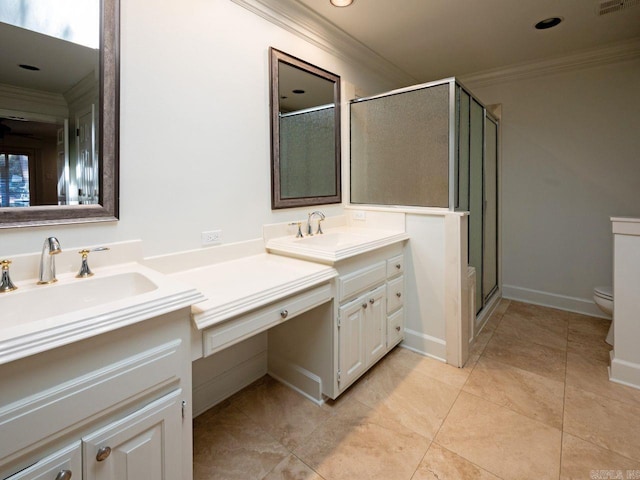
left=280, top=310, right=289, bottom=319
left=362, top=303, right=368, bottom=309
left=96, top=446, right=112, bottom=462
left=395, top=326, right=401, bottom=332
left=55, top=471, right=73, bottom=480
left=395, top=263, right=401, bottom=269
left=369, top=298, right=375, bottom=304
left=396, top=292, right=402, bottom=298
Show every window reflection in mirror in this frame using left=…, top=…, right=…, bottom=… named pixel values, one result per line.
left=270, top=48, right=341, bottom=209
left=0, top=0, right=101, bottom=208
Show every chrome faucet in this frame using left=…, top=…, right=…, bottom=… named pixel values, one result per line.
left=307, top=211, right=326, bottom=236
left=38, top=237, right=62, bottom=284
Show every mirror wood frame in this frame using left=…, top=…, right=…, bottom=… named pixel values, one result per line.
left=0, top=0, right=120, bottom=229
left=269, top=47, right=341, bottom=210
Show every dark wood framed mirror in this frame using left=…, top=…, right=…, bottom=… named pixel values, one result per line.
left=270, top=47, right=341, bottom=209
left=0, top=0, right=119, bottom=228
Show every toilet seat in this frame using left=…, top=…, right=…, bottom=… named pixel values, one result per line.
left=594, top=285, right=613, bottom=300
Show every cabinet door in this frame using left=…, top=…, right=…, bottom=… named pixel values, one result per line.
left=364, top=285, right=386, bottom=366
left=338, top=299, right=366, bottom=390
left=5, top=442, right=81, bottom=480
left=83, top=390, right=183, bottom=480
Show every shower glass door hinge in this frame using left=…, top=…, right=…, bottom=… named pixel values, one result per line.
left=182, top=400, right=187, bottom=419
left=337, top=369, right=342, bottom=383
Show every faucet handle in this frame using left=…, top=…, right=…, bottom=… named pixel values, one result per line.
left=1, top=259, right=18, bottom=293
left=76, top=247, right=110, bottom=278
left=288, top=222, right=304, bottom=238
left=316, top=218, right=324, bottom=235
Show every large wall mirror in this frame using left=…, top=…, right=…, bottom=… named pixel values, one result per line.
left=0, top=0, right=119, bottom=228
left=270, top=47, right=341, bottom=209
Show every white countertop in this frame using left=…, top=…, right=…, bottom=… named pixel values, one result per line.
left=169, top=253, right=337, bottom=330
left=265, top=226, right=409, bottom=264
left=0, top=262, right=204, bottom=366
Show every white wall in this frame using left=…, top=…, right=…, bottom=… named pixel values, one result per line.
left=467, top=58, right=640, bottom=316
left=1, top=0, right=396, bottom=259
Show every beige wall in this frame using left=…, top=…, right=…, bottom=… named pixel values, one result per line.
left=1, top=0, right=395, bottom=259
left=467, top=58, right=640, bottom=315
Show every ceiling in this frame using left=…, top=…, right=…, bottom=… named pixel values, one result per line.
left=295, top=0, right=640, bottom=83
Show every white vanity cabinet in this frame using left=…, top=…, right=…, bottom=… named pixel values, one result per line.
left=0, top=309, right=193, bottom=480
left=334, top=246, right=405, bottom=393
left=267, top=241, right=407, bottom=402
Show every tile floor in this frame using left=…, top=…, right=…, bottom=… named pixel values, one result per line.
left=193, top=300, right=640, bottom=480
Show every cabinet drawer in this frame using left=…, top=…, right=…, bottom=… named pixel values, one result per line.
left=386, top=254, right=404, bottom=278
left=203, top=283, right=332, bottom=357
left=5, top=441, right=81, bottom=479
left=387, top=308, right=404, bottom=349
left=386, top=275, right=404, bottom=314
left=338, top=262, right=386, bottom=302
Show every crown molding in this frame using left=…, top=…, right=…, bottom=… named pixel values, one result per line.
left=461, top=37, right=640, bottom=88
left=230, top=0, right=416, bottom=87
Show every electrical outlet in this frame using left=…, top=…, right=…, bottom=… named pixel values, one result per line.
left=201, top=230, right=222, bottom=245
left=352, top=210, right=366, bottom=221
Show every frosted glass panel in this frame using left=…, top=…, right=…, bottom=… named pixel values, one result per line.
left=279, top=105, right=336, bottom=198
left=457, top=90, right=470, bottom=211
left=351, top=84, right=449, bottom=207
left=469, top=99, right=484, bottom=314
left=483, top=117, right=498, bottom=301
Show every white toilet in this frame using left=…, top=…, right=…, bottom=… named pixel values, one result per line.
left=593, top=285, right=614, bottom=345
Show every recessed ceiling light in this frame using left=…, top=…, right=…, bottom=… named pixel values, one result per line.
left=292, top=89, right=305, bottom=94
left=330, top=0, right=354, bottom=7
left=534, top=17, right=563, bottom=30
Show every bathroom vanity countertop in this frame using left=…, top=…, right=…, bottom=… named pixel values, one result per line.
left=168, top=253, right=338, bottom=330
left=265, top=226, right=410, bottom=264
left=0, top=263, right=204, bottom=366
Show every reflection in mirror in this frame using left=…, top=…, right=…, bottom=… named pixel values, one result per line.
left=270, top=48, right=341, bottom=209
left=0, top=0, right=119, bottom=227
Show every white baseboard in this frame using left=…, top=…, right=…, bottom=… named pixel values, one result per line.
left=609, top=351, right=640, bottom=391
left=268, top=354, right=324, bottom=405
left=502, top=284, right=610, bottom=319
left=401, top=329, right=446, bottom=362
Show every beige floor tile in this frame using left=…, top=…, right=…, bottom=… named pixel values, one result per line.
left=263, top=455, right=325, bottom=480
left=564, top=385, right=640, bottom=462
left=350, top=357, right=461, bottom=439
left=568, top=315, right=611, bottom=339
left=494, top=298, right=511, bottom=316
left=463, top=356, right=565, bottom=428
left=383, top=346, right=470, bottom=389
left=496, top=310, right=568, bottom=350
left=506, top=301, right=573, bottom=324
left=411, top=443, right=501, bottom=480
left=483, top=329, right=567, bottom=382
left=435, top=391, right=562, bottom=480
left=294, top=399, right=430, bottom=480
left=566, top=351, right=640, bottom=407
left=232, top=376, right=332, bottom=450
left=193, top=403, right=290, bottom=480
left=560, top=432, right=640, bottom=480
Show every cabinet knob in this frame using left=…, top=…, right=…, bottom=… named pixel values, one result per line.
left=395, top=263, right=401, bottom=269
left=362, top=303, right=368, bottom=309
left=395, top=326, right=401, bottom=332
left=55, top=470, right=73, bottom=480
left=280, top=309, right=288, bottom=319
left=96, top=446, right=112, bottom=462
left=396, top=292, right=402, bottom=298
left=369, top=298, right=375, bottom=304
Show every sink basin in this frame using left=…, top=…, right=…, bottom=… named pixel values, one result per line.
left=266, top=227, right=409, bottom=263
left=1, top=272, right=158, bottom=329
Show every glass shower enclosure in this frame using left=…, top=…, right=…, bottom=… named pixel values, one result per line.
left=350, top=78, right=499, bottom=315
